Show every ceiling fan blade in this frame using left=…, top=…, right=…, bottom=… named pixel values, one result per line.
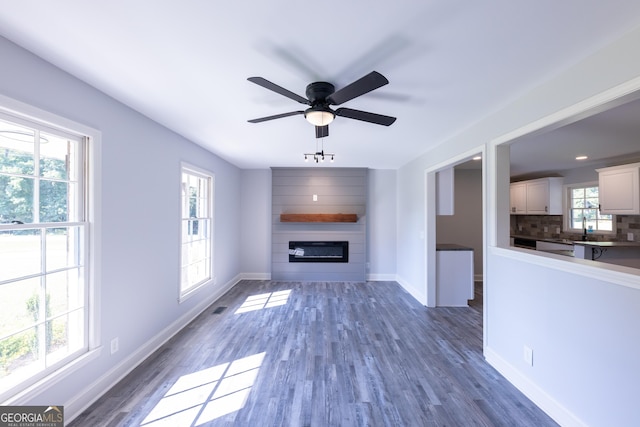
left=315, top=125, right=329, bottom=138
left=327, top=71, right=389, bottom=105
left=248, top=111, right=304, bottom=123
left=335, top=108, right=396, bottom=126
left=247, top=77, right=309, bottom=105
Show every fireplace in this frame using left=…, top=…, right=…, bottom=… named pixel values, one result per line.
left=288, top=241, right=349, bottom=263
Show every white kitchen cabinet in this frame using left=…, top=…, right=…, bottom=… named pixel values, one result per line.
left=436, top=244, right=474, bottom=307
left=597, top=162, right=640, bottom=214
left=510, top=177, right=563, bottom=215
left=509, top=182, right=527, bottom=214
left=436, top=167, right=454, bottom=215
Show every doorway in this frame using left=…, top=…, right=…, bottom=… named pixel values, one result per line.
left=424, top=148, right=486, bottom=339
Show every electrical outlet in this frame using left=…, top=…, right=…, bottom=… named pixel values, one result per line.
left=312, top=194, right=318, bottom=202
left=556, top=228, right=561, bottom=234
left=543, top=226, right=548, bottom=232
left=518, top=225, right=522, bottom=232
left=110, top=337, right=119, bottom=355
left=628, top=233, right=635, bottom=241
left=523, top=345, right=533, bottom=366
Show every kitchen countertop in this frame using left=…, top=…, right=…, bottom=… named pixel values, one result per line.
left=512, top=235, right=640, bottom=247
left=572, top=240, right=640, bottom=247
left=436, top=243, right=473, bottom=251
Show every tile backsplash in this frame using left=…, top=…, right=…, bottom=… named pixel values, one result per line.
left=511, top=214, right=640, bottom=242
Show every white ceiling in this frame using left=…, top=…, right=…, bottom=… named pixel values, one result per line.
left=1, top=1, right=640, bottom=169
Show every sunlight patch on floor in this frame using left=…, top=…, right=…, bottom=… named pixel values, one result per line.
left=140, top=352, right=266, bottom=426
left=234, top=289, right=291, bottom=314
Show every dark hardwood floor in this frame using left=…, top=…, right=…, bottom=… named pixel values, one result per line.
left=69, top=281, right=558, bottom=426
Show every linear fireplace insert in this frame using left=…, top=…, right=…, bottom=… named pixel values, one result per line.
left=288, top=241, right=349, bottom=263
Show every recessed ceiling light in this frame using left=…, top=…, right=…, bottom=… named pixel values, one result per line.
left=575, top=155, right=588, bottom=160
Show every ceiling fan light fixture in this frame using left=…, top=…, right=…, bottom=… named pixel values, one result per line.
left=305, top=108, right=335, bottom=126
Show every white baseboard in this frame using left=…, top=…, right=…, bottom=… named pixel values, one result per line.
left=366, top=273, right=396, bottom=281
left=395, top=274, right=427, bottom=306
left=484, top=346, right=586, bottom=427
left=64, top=274, right=241, bottom=423
left=239, top=272, right=271, bottom=280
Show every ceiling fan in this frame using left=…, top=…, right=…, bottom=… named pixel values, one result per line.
left=247, top=71, right=396, bottom=138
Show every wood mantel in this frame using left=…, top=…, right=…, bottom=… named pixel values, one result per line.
left=280, top=213, right=358, bottom=223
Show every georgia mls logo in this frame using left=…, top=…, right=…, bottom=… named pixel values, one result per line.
left=0, top=405, right=64, bottom=427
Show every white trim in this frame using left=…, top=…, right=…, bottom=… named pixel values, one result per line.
left=395, top=274, right=426, bottom=306
left=562, top=181, right=616, bottom=235
left=179, top=162, right=215, bottom=302
left=488, top=76, right=640, bottom=289
left=0, top=93, right=102, bottom=402
left=366, top=273, right=397, bottom=281
left=2, top=348, right=102, bottom=405
left=0, top=93, right=101, bottom=138
left=64, top=275, right=241, bottom=424
left=484, top=346, right=587, bottom=427
left=491, top=75, right=640, bottom=147
left=423, top=145, right=486, bottom=312
left=239, top=272, right=271, bottom=281
left=489, top=245, right=640, bottom=290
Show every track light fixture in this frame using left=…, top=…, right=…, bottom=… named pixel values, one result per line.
left=304, top=150, right=334, bottom=163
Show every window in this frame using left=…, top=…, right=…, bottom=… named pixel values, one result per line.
left=567, top=183, right=614, bottom=234
left=0, top=112, right=88, bottom=400
left=180, top=165, right=213, bottom=299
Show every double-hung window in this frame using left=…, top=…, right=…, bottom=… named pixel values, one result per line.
left=0, top=111, right=88, bottom=400
left=180, top=164, right=213, bottom=300
left=566, top=183, right=614, bottom=234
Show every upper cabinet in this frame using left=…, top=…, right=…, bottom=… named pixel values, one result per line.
left=509, top=182, right=527, bottom=214
left=510, top=177, right=563, bottom=215
left=597, top=162, right=640, bottom=214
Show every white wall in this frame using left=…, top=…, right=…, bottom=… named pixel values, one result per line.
left=367, top=169, right=397, bottom=280
left=395, top=24, right=640, bottom=426
left=240, top=169, right=272, bottom=277
left=0, top=36, right=243, bottom=415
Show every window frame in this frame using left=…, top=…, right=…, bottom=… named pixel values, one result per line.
left=179, top=163, right=214, bottom=302
left=563, top=181, right=616, bottom=236
left=0, top=94, right=101, bottom=404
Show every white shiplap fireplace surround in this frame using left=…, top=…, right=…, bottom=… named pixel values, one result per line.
left=271, top=168, right=367, bottom=281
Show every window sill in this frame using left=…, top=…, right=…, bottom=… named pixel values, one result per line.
left=178, top=279, right=213, bottom=303
left=2, top=346, right=103, bottom=405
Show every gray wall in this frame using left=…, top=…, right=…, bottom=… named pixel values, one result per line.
left=237, top=168, right=397, bottom=281
left=395, top=24, right=640, bottom=426
left=272, top=168, right=367, bottom=281
left=0, top=36, right=242, bottom=413
left=436, top=168, right=483, bottom=279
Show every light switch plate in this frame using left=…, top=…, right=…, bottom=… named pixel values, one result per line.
left=628, top=233, right=634, bottom=241
left=312, top=194, right=318, bottom=202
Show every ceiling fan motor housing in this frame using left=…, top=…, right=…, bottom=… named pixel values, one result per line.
left=306, top=82, right=335, bottom=105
